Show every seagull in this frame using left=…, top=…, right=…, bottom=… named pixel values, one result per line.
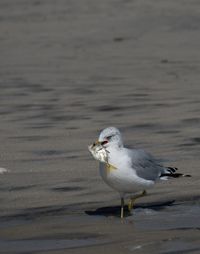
left=88, top=127, right=191, bottom=218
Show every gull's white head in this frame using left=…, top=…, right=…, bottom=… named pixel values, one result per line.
left=98, top=127, right=123, bottom=148
left=88, top=127, right=123, bottom=163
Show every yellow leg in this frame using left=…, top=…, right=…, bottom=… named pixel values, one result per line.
left=128, top=190, right=147, bottom=212
left=120, top=197, right=124, bottom=219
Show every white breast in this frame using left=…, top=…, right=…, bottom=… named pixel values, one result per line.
left=99, top=148, right=154, bottom=194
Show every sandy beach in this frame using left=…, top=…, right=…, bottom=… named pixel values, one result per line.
left=0, top=0, right=200, bottom=253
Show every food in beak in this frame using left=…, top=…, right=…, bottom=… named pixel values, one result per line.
left=88, top=142, right=108, bottom=163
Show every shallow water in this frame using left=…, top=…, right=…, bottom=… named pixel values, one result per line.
left=0, top=0, right=200, bottom=253
left=0, top=202, right=199, bottom=254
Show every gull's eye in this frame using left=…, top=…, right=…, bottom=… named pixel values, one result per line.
left=100, top=135, right=113, bottom=145
left=106, top=135, right=113, bottom=140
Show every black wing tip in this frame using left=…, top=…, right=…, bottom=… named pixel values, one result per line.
left=167, top=167, right=178, bottom=173
left=160, top=173, right=192, bottom=178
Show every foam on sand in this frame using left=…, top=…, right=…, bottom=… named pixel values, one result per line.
left=0, top=168, right=8, bottom=174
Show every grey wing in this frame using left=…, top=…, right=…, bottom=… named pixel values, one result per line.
left=128, top=148, right=165, bottom=181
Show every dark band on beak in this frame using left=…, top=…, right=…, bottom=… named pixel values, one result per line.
left=92, top=141, right=100, bottom=147
left=92, top=140, right=108, bottom=147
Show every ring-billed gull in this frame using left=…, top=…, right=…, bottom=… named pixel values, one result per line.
left=88, top=127, right=191, bottom=218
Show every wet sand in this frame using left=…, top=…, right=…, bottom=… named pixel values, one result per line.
left=0, top=0, right=200, bottom=253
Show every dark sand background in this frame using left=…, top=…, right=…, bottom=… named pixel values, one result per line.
left=0, top=0, right=200, bottom=253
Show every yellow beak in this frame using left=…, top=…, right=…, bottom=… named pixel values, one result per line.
left=92, top=140, right=100, bottom=147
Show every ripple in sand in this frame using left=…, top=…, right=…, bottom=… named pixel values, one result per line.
left=0, top=238, right=108, bottom=253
